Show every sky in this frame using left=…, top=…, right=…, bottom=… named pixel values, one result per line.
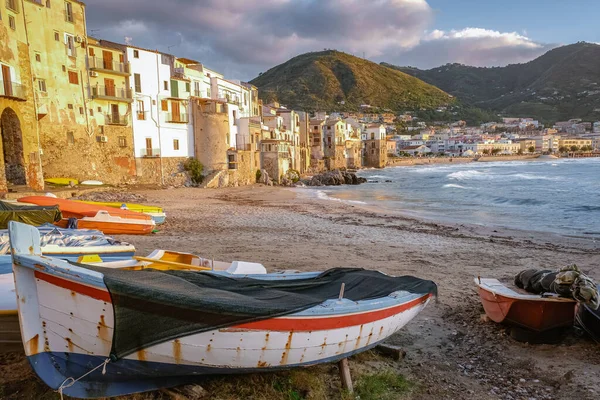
left=84, top=0, right=600, bottom=81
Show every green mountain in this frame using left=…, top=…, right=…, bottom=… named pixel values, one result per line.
left=383, top=42, right=600, bottom=123
left=249, top=50, right=454, bottom=112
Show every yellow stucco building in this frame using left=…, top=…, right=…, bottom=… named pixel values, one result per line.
left=0, top=0, right=137, bottom=190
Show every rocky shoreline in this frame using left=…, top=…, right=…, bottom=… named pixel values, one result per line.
left=300, top=169, right=367, bottom=186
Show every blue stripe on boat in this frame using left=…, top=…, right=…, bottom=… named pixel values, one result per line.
left=29, top=340, right=386, bottom=398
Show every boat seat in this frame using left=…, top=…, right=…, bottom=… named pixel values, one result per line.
left=226, top=261, right=267, bottom=275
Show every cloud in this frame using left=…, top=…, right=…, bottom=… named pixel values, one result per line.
left=386, top=28, right=558, bottom=69
left=83, top=1, right=557, bottom=79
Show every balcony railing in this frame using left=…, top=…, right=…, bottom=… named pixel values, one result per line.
left=140, top=148, right=161, bottom=157
left=0, top=81, right=26, bottom=100
left=236, top=143, right=252, bottom=151
left=136, top=111, right=148, bottom=120
left=104, top=113, right=129, bottom=126
left=88, top=57, right=130, bottom=75
left=165, top=113, right=189, bottom=123
left=92, top=85, right=133, bottom=102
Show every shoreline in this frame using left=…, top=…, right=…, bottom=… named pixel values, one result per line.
left=386, top=154, right=541, bottom=167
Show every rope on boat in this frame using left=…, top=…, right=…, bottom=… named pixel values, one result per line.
left=56, top=357, right=110, bottom=400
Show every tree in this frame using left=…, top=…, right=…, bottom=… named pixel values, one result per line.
left=491, top=148, right=501, bottom=155
left=558, top=146, right=567, bottom=153
left=570, top=145, right=580, bottom=152
left=517, top=148, right=524, bottom=155
left=528, top=146, right=535, bottom=153
left=482, top=149, right=490, bottom=155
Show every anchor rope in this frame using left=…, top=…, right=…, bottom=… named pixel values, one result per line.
left=56, top=357, right=110, bottom=400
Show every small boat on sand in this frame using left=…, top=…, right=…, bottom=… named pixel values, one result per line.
left=0, top=200, right=62, bottom=229
left=9, top=222, right=436, bottom=398
left=475, top=277, right=576, bottom=332
left=75, top=200, right=166, bottom=224
left=18, top=196, right=155, bottom=235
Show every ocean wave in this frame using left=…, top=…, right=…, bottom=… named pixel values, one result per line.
left=314, top=190, right=367, bottom=205
left=443, top=184, right=472, bottom=190
left=447, top=170, right=486, bottom=180
left=492, top=196, right=547, bottom=206
left=366, top=175, right=388, bottom=179
left=568, top=205, right=600, bottom=212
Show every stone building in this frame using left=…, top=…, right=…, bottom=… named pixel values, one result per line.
left=323, top=119, right=346, bottom=170
left=363, top=124, right=387, bottom=168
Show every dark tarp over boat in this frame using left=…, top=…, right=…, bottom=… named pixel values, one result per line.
left=575, top=285, right=600, bottom=343
left=0, top=201, right=62, bottom=229
left=80, top=265, right=437, bottom=360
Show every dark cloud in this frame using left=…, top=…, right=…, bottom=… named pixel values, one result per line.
left=84, top=1, right=556, bottom=80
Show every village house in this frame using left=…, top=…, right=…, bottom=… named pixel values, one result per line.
left=309, top=118, right=326, bottom=171
left=363, top=124, right=387, bottom=168
left=558, top=138, right=592, bottom=150
left=400, top=145, right=431, bottom=156
left=386, top=139, right=398, bottom=157
left=323, top=119, right=346, bottom=170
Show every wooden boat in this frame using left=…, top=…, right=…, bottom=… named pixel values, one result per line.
left=18, top=196, right=155, bottom=235
left=9, top=222, right=435, bottom=398
left=44, top=178, right=78, bottom=186
left=75, top=200, right=166, bottom=224
left=0, top=227, right=134, bottom=353
left=475, top=277, right=576, bottom=332
left=575, top=286, right=600, bottom=343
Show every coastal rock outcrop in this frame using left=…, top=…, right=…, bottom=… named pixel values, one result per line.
left=301, top=170, right=366, bottom=186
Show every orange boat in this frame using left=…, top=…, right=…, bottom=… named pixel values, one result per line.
left=18, top=196, right=155, bottom=235
left=475, top=277, right=576, bottom=332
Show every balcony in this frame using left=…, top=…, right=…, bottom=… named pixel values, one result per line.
left=136, top=111, right=148, bottom=120
left=140, top=148, right=161, bottom=157
left=88, top=57, right=130, bottom=76
left=165, top=113, right=189, bottom=124
left=104, top=113, right=129, bottom=126
left=91, top=85, right=133, bottom=102
left=0, top=81, right=26, bottom=101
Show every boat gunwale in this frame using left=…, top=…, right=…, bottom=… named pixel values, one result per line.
left=474, top=277, right=576, bottom=303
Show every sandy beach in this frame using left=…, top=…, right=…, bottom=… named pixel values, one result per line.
left=1, top=184, right=599, bottom=399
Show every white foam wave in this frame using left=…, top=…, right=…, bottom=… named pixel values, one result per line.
left=367, top=175, right=387, bottom=179
left=314, top=190, right=367, bottom=205
left=443, top=184, right=471, bottom=189
left=447, top=170, right=485, bottom=180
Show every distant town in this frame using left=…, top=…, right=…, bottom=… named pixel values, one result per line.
left=1, top=1, right=598, bottom=191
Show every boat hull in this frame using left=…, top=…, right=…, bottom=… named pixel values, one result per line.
left=14, top=255, right=430, bottom=398
left=476, top=279, right=575, bottom=332
left=55, top=218, right=154, bottom=235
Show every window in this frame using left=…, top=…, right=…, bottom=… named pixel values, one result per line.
left=89, top=108, right=93, bottom=116
left=35, top=53, right=41, bottom=62
left=160, top=100, right=168, bottom=111
left=68, top=70, right=78, bottom=84
left=134, top=73, right=141, bottom=93
left=185, top=82, right=190, bottom=92
left=232, top=110, right=237, bottom=125
left=6, top=0, right=18, bottom=12
left=89, top=47, right=94, bottom=56
left=66, top=131, right=74, bottom=144
left=8, top=15, right=15, bottom=30
left=160, top=54, right=169, bottom=65
left=173, top=139, right=179, bottom=151
left=65, top=34, right=76, bottom=57
left=96, top=106, right=101, bottom=112
left=79, top=107, right=84, bottom=115
left=54, top=31, right=59, bottom=41
left=38, top=79, right=46, bottom=92
left=46, top=0, right=51, bottom=8
left=61, top=65, right=66, bottom=72
left=163, top=80, right=168, bottom=90
left=145, top=138, right=152, bottom=156
left=136, top=100, right=145, bottom=120
left=67, top=104, right=73, bottom=109
left=133, top=49, right=139, bottom=58
left=119, top=54, right=123, bottom=63
left=65, top=1, right=73, bottom=22
left=118, top=136, right=127, bottom=147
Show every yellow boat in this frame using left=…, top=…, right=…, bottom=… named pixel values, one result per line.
left=44, top=178, right=79, bottom=185
left=75, top=201, right=166, bottom=224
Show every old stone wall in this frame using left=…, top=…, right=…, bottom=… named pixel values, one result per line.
left=364, top=139, right=387, bottom=168
left=193, top=101, right=230, bottom=173
left=134, top=156, right=189, bottom=186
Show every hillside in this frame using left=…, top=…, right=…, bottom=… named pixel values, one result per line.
left=383, top=42, right=600, bottom=123
left=249, top=50, right=453, bottom=112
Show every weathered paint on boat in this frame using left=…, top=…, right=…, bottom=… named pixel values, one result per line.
left=10, top=222, right=431, bottom=398
left=475, top=278, right=576, bottom=332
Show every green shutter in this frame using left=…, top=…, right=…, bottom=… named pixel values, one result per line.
left=171, top=80, right=178, bottom=97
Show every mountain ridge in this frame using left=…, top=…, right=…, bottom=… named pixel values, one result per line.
left=249, top=50, right=454, bottom=112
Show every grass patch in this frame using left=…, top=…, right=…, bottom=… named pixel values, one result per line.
left=352, top=370, right=413, bottom=400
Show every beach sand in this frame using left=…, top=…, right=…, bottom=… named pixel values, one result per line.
left=1, top=185, right=599, bottom=399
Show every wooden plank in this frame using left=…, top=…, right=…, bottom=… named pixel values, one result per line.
left=338, top=358, right=353, bottom=393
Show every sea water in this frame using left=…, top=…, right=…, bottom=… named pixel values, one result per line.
left=318, top=158, right=600, bottom=238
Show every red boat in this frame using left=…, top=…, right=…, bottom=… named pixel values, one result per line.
left=18, top=196, right=155, bottom=235
left=475, top=277, right=576, bottom=332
